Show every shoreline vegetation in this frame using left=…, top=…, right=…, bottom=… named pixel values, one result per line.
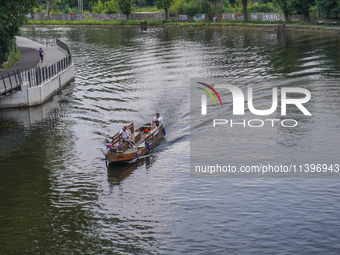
left=0, top=48, right=21, bottom=70
left=27, top=19, right=340, bottom=32
left=3, top=0, right=340, bottom=66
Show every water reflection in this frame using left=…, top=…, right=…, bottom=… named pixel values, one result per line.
left=107, top=156, right=154, bottom=187
left=0, top=26, right=338, bottom=254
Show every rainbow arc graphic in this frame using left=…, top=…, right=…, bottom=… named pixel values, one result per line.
left=196, top=82, right=223, bottom=106
left=196, top=82, right=223, bottom=115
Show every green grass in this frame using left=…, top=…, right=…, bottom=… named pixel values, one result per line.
left=0, top=48, right=21, bottom=70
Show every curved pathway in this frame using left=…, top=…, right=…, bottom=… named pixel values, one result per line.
left=0, top=47, right=40, bottom=76
left=0, top=36, right=67, bottom=76
left=0, top=36, right=68, bottom=97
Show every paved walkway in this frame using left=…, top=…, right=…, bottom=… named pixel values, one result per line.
left=0, top=36, right=68, bottom=97
left=0, top=47, right=39, bottom=76
left=0, top=36, right=67, bottom=76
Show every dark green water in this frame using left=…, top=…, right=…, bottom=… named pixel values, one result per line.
left=0, top=26, right=340, bottom=254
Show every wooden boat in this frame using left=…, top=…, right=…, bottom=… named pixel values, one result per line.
left=106, top=123, right=165, bottom=163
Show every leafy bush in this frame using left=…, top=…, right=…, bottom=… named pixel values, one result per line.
left=221, top=3, right=242, bottom=13
left=0, top=48, right=21, bottom=69
left=161, top=19, right=171, bottom=23
left=170, top=0, right=202, bottom=15
left=62, top=4, right=72, bottom=14
left=134, top=6, right=159, bottom=12
left=105, top=0, right=120, bottom=14
left=318, top=0, right=340, bottom=18
left=92, top=0, right=105, bottom=13
left=34, top=4, right=46, bottom=13
left=248, top=2, right=278, bottom=13
left=92, top=0, right=119, bottom=14
left=180, top=2, right=202, bottom=16
left=169, top=0, right=182, bottom=13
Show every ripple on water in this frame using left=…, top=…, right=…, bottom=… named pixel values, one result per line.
left=0, top=26, right=338, bottom=254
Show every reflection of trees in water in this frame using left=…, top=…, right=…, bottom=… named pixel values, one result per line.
left=269, top=32, right=340, bottom=78
left=0, top=120, right=25, bottom=157
left=67, top=27, right=139, bottom=48
left=0, top=108, right=79, bottom=254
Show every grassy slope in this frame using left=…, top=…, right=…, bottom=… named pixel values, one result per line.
left=0, top=48, right=21, bottom=70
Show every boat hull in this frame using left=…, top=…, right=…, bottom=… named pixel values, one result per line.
left=107, top=123, right=164, bottom=163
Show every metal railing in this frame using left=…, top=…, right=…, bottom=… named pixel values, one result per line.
left=56, top=38, right=71, bottom=56
left=0, top=39, right=72, bottom=97
left=0, top=70, right=23, bottom=98
left=21, top=54, right=72, bottom=87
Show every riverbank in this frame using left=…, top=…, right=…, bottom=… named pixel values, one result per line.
left=2, top=26, right=340, bottom=255
left=0, top=37, right=66, bottom=76
left=27, top=19, right=340, bottom=33
left=0, top=37, right=74, bottom=108
left=0, top=49, right=21, bottom=70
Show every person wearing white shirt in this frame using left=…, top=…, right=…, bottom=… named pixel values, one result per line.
left=120, top=126, right=136, bottom=148
left=153, top=112, right=163, bottom=127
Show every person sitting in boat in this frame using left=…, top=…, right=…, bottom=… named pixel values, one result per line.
left=120, top=126, right=136, bottom=148
left=148, top=123, right=157, bottom=134
left=153, top=112, right=163, bottom=127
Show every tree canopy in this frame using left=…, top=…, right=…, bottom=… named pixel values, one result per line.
left=318, top=0, right=340, bottom=18
left=92, top=0, right=119, bottom=13
left=156, top=0, right=174, bottom=19
left=118, top=0, right=133, bottom=19
left=32, top=0, right=340, bottom=22
left=202, top=0, right=223, bottom=21
left=289, top=0, right=316, bottom=22
left=0, top=0, right=35, bottom=65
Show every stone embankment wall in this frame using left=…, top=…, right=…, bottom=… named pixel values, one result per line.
left=29, top=12, right=305, bottom=22
left=29, top=12, right=165, bottom=21
left=0, top=65, right=74, bottom=109
left=0, top=39, right=75, bottom=109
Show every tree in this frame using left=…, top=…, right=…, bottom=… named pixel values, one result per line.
left=118, top=0, right=133, bottom=19
left=92, top=0, right=119, bottom=14
left=64, top=0, right=78, bottom=8
left=202, top=0, right=222, bottom=21
left=156, top=0, right=174, bottom=19
left=92, top=0, right=105, bottom=13
left=318, top=0, right=340, bottom=18
left=46, top=0, right=56, bottom=17
left=106, top=0, right=120, bottom=13
left=147, top=0, right=156, bottom=5
left=64, top=0, right=99, bottom=10
left=0, top=0, right=35, bottom=65
left=274, top=0, right=292, bottom=22
left=289, top=0, right=316, bottom=22
left=242, top=0, right=247, bottom=21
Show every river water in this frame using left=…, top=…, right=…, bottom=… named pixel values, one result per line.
left=0, top=26, right=340, bottom=254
